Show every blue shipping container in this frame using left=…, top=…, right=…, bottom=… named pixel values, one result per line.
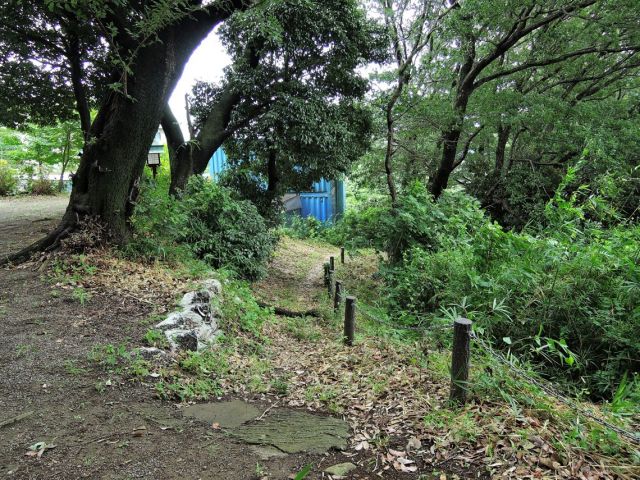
left=206, top=147, right=345, bottom=223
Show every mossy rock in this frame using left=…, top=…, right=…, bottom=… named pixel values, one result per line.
left=232, top=409, right=349, bottom=454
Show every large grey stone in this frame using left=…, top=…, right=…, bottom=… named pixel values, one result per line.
left=154, top=282, right=223, bottom=353
left=182, top=400, right=260, bottom=429
left=136, top=347, right=166, bottom=360
left=194, top=323, right=221, bottom=350
left=188, top=302, right=211, bottom=319
left=179, top=290, right=210, bottom=309
left=155, top=311, right=203, bottom=331
left=201, top=279, right=222, bottom=296
left=232, top=409, right=349, bottom=454
left=165, top=329, right=198, bottom=351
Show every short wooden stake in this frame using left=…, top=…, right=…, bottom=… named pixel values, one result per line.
left=340, top=247, right=345, bottom=264
left=344, top=296, right=356, bottom=346
left=334, top=281, right=342, bottom=312
left=450, top=317, right=472, bottom=404
left=323, top=263, right=330, bottom=287
left=329, top=256, right=335, bottom=271
left=327, top=270, right=334, bottom=297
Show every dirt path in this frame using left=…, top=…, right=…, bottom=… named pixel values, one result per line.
left=0, top=196, right=68, bottom=257
left=252, top=237, right=339, bottom=312
left=0, top=199, right=337, bottom=479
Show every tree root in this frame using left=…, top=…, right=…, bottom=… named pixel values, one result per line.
left=1, top=222, right=74, bottom=267
left=256, top=300, right=321, bottom=318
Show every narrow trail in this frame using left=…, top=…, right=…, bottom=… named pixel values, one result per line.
left=252, top=237, right=339, bottom=312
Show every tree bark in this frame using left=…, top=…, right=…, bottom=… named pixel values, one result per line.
left=161, top=105, right=192, bottom=196
left=66, top=29, right=92, bottom=140
left=190, top=47, right=263, bottom=176
left=429, top=88, right=471, bottom=199
left=162, top=85, right=243, bottom=193
left=429, top=27, right=475, bottom=199
left=494, top=123, right=511, bottom=175
left=191, top=88, right=241, bottom=175
left=58, top=128, right=71, bottom=192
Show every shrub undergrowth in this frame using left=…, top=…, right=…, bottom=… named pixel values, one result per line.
left=327, top=181, right=639, bottom=401
left=125, top=174, right=277, bottom=280
left=0, top=159, right=17, bottom=195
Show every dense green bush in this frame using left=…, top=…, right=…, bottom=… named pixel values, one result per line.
left=334, top=181, right=639, bottom=400
left=178, top=177, right=277, bottom=280
left=128, top=175, right=276, bottom=280
left=327, top=182, right=486, bottom=255
left=280, top=214, right=326, bottom=239
left=0, top=160, right=17, bottom=195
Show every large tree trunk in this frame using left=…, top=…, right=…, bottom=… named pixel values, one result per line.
left=66, top=24, right=212, bottom=243
left=3, top=3, right=245, bottom=264
left=429, top=89, right=471, bottom=199
left=162, top=87, right=240, bottom=194
left=165, top=42, right=261, bottom=191
left=161, top=105, right=192, bottom=196
left=429, top=32, right=475, bottom=200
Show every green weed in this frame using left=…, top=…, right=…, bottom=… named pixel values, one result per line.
left=15, top=343, right=33, bottom=358
left=88, top=344, right=129, bottom=371
left=72, top=287, right=91, bottom=306
left=179, top=350, right=229, bottom=377
left=156, top=378, right=222, bottom=401
left=143, top=329, right=168, bottom=348
left=64, top=359, right=88, bottom=375
left=270, top=376, right=289, bottom=396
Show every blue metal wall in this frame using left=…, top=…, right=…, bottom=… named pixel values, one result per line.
left=209, top=148, right=228, bottom=180
left=206, top=147, right=344, bottom=223
left=300, top=191, right=333, bottom=221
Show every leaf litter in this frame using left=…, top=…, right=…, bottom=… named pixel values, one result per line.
left=30, top=242, right=640, bottom=479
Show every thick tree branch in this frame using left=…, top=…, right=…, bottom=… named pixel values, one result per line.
left=463, top=1, right=597, bottom=89
left=161, top=104, right=186, bottom=152
left=453, top=124, right=484, bottom=168
left=474, top=46, right=640, bottom=89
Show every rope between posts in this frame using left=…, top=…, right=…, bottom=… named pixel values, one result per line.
left=337, top=289, right=452, bottom=333
left=329, top=269, right=640, bottom=447
left=472, top=334, right=640, bottom=446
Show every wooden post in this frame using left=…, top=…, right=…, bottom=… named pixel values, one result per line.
left=344, top=296, right=356, bottom=346
left=334, top=281, right=342, bottom=312
left=340, top=247, right=345, bottom=264
left=323, top=263, right=330, bottom=287
left=450, top=317, right=472, bottom=404
left=327, top=269, right=334, bottom=297
left=329, top=256, right=335, bottom=271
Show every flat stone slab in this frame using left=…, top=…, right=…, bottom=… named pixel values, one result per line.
left=135, top=404, right=184, bottom=430
left=232, top=409, right=349, bottom=454
left=182, top=400, right=260, bottom=429
left=325, top=462, right=357, bottom=476
left=250, top=445, right=289, bottom=460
